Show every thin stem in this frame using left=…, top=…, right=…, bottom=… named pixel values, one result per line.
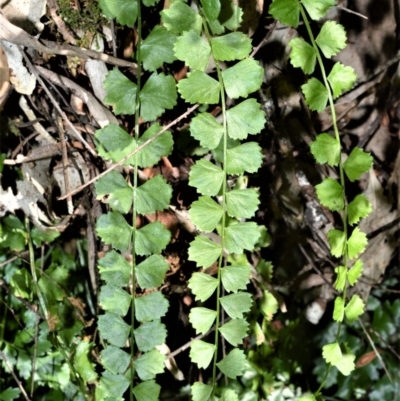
left=25, top=218, right=48, bottom=322
left=130, top=3, right=142, bottom=398
left=300, top=4, right=351, bottom=391
left=201, top=16, right=228, bottom=395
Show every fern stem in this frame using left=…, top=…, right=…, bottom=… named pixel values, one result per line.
left=25, top=218, right=48, bottom=322
left=300, top=4, right=351, bottom=389
left=130, top=1, right=142, bottom=396
left=200, top=14, right=229, bottom=394
left=300, top=6, right=348, bottom=245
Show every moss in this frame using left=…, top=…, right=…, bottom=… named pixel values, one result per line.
left=57, top=0, right=107, bottom=46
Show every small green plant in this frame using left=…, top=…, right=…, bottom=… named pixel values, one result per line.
left=93, top=0, right=177, bottom=399
left=163, top=2, right=267, bottom=399
left=269, top=0, right=373, bottom=398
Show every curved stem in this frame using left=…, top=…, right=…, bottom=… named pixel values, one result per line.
left=300, top=4, right=350, bottom=391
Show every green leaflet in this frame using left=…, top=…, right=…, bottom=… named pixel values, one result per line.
left=189, top=196, right=224, bottom=232
left=344, top=295, right=365, bottom=322
left=99, top=285, right=131, bottom=316
left=327, top=62, right=357, bottom=99
left=135, top=221, right=171, bottom=256
left=104, top=69, right=137, bottom=115
left=347, top=260, right=363, bottom=286
left=289, top=37, right=316, bottom=74
left=190, top=112, right=224, bottom=149
left=216, top=349, right=246, bottom=378
left=189, top=307, right=217, bottom=334
left=95, top=124, right=136, bottom=165
left=310, top=134, right=340, bottom=167
left=226, top=142, right=263, bottom=174
left=221, top=389, right=240, bottom=401
left=188, top=235, right=222, bottom=268
left=137, top=123, right=174, bottom=168
left=177, top=71, right=220, bottom=104
left=135, top=292, right=169, bottom=322
left=222, top=58, right=264, bottom=99
left=99, top=0, right=138, bottom=27
left=135, top=255, right=169, bottom=289
left=348, top=195, right=372, bottom=225
left=139, top=73, right=177, bottom=122
left=95, top=170, right=133, bottom=214
left=188, top=273, right=219, bottom=302
left=189, top=159, right=224, bottom=196
left=315, top=178, right=344, bottom=211
left=132, top=380, right=161, bottom=401
left=226, top=99, right=265, bottom=140
left=191, top=382, right=213, bottom=401
left=73, top=341, right=98, bottom=384
left=260, top=290, right=279, bottom=320
left=141, top=26, right=176, bottom=72
left=96, top=371, right=130, bottom=400
left=190, top=340, right=216, bottom=369
left=211, top=32, right=252, bottom=61
left=161, top=1, right=202, bottom=35
left=174, top=30, right=211, bottom=72
left=134, top=320, right=167, bottom=352
left=219, top=292, right=253, bottom=318
left=95, top=123, right=173, bottom=168
left=10, top=268, right=32, bottom=300
left=136, top=175, right=172, bottom=215
left=333, top=297, right=345, bottom=322
left=96, top=212, right=132, bottom=252
left=347, top=227, right=367, bottom=259
left=101, top=346, right=130, bottom=375
left=315, top=21, right=347, bottom=59
left=343, top=147, right=373, bottom=182
left=98, top=250, right=131, bottom=286
left=220, top=1, right=243, bottom=31
left=219, top=318, right=249, bottom=346
left=134, top=350, right=165, bottom=381
left=226, top=188, right=259, bottom=219
left=334, top=266, right=347, bottom=291
left=328, top=229, right=346, bottom=258
left=98, top=313, right=131, bottom=348
left=301, top=0, right=335, bottom=21
left=220, top=265, right=251, bottom=293
left=269, top=0, right=301, bottom=28
left=200, top=0, right=221, bottom=22
left=225, top=222, right=261, bottom=254
left=302, top=77, right=328, bottom=112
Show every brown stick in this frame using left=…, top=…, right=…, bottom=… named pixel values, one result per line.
left=58, top=104, right=200, bottom=200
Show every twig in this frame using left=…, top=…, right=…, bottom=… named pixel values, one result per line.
left=20, top=48, right=97, bottom=157
left=250, top=21, right=278, bottom=58
left=364, top=321, right=400, bottom=360
left=110, top=19, right=117, bottom=58
left=0, top=350, right=32, bottom=401
left=46, top=0, right=76, bottom=44
left=358, top=318, right=392, bottom=381
left=19, top=96, right=56, bottom=144
left=55, top=115, right=73, bottom=214
left=58, top=104, right=200, bottom=200
left=0, top=279, right=45, bottom=319
left=0, top=12, right=136, bottom=69
left=337, top=5, right=368, bottom=20
left=298, top=244, right=339, bottom=293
